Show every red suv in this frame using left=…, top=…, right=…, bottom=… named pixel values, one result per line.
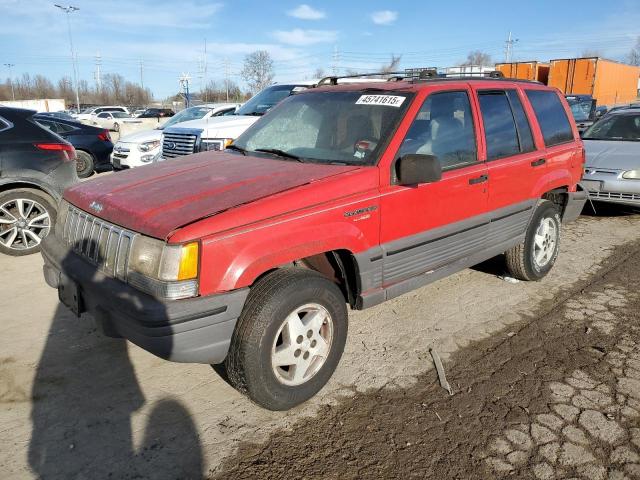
left=41, top=74, right=586, bottom=410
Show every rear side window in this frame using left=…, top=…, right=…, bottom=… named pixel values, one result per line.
left=525, top=90, right=574, bottom=146
left=478, top=91, right=520, bottom=160
left=506, top=90, right=535, bottom=153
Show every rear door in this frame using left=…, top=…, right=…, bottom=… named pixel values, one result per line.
left=379, top=88, right=489, bottom=285
left=474, top=87, right=543, bottom=246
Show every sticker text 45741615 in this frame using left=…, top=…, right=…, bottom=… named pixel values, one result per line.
left=355, top=95, right=406, bottom=108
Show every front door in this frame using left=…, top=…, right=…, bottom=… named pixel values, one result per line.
left=379, top=88, right=489, bottom=286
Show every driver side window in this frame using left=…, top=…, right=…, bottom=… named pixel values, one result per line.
left=398, top=91, right=477, bottom=171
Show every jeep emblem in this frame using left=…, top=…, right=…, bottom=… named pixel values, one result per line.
left=89, top=201, right=103, bottom=213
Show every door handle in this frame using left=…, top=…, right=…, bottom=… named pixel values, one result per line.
left=468, top=174, right=488, bottom=185
left=531, top=158, right=546, bottom=167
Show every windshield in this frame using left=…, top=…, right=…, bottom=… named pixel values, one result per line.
left=112, top=112, right=129, bottom=118
left=233, top=90, right=413, bottom=165
left=582, top=113, right=640, bottom=141
left=160, top=106, right=213, bottom=129
left=569, top=101, right=593, bottom=122
left=235, top=85, right=307, bottom=116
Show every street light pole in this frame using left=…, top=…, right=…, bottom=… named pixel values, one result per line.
left=54, top=4, right=81, bottom=113
left=3, top=63, right=15, bottom=101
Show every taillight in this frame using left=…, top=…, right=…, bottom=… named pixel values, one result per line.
left=35, top=142, right=77, bottom=162
left=98, top=129, right=111, bottom=142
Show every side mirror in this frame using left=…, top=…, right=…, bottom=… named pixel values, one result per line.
left=396, top=154, right=442, bottom=185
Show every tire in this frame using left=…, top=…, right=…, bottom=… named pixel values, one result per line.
left=505, top=200, right=561, bottom=281
left=220, top=268, right=348, bottom=411
left=113, top=122, right=120, bottom=132
left=0, top=189, right=56, bottom=256
left=75, top=150, right=95, bottom=178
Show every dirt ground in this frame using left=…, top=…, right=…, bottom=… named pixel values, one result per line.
left=212, top=233, right=640, bottom=480
left=1, top=205, right=640, bottom=479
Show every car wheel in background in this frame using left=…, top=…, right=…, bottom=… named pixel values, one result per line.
left=113, top=122, right=120, bottom=132
left=219, top=268, right=348, bottom=410
left=75, top=150, right=95, bottom=178
left=0, top=189, right=56, bottom=256
left=505, top=200, right=561, bottom=281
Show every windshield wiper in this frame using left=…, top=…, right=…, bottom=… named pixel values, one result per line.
left=253, top=148, right=304, bottom=162
left=226, top=144, right=247, bottom=155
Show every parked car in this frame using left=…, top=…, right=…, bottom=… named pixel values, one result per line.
left=565, top=94, right=597, bottom=132
left=581, top=108, right=640, bottom=207
left=37, top=111, right=76, bottom=121
left=41, top=76, right=586, bottom=410
left=111, top=103, right=239, bottom=170
left=132, top=109, right=147, bottom=118
left=137, top=108, right=175, bottom=118
left=0, top=107, right=78, bottom=256
left=35, top=115, right=114, bottom=178
left=91, top=111, right=132, bottom=132
left=161, top=82, right=316, bottom=158
left=74, top=106, right=130, bottom=122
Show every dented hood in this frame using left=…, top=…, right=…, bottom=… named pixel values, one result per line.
left=64, top=152, right=358, bottom=239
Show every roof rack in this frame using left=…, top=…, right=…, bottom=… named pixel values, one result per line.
left=316, top=68, right=544, bottom=87
left=316, top=72, right=409, bottom=86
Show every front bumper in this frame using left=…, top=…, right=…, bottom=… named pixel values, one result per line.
left=562, top=184, right=588, bottom=223
left=111, top=144, right=160, bottom=170
left=582, top=170, right=640, bottom=207
left=40, top=233, right=249, bottom=364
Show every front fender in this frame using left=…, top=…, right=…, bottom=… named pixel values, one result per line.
left=198, top=208, right=379, bottom=294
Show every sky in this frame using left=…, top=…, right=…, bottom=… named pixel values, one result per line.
left=1, top=0, right=639, bottom=99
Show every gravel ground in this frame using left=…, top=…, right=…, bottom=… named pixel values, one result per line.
left=212, top=236, right=640, bottom=480
left=1, top=206, right=640, bottom=478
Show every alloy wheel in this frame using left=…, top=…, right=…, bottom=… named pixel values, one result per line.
left=0, top=198, right=51, bottom=251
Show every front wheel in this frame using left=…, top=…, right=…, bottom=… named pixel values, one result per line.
left=505, top=200, right=561, bottom=281
left=220, top=268, right=348, bottom=410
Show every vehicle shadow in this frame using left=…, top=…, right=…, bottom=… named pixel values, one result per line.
left=580, top=201, right=640, bottom=217
left=29, top=241, right=203, bottom=479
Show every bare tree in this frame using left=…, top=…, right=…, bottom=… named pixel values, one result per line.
left=628, top=37, right=640, bottom=66
left=313, top=67, right=326, bottom=79
left=241, top=50, right=274, bottom=94
left=201, top=80, right=243, bottom=102
left=380, top=54, right=401, bottom=74
left=462, top=50, right=492, bottom=66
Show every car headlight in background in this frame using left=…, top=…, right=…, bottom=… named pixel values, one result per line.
left=200, top=138, right=233, bottom=152
left=127, top=235, right=200, bottom=300
left=622, top=170, right=640, bottom=180
left=138, top=140, right=161, bottom=152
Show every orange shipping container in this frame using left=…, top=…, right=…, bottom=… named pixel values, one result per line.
left=548, top=57, right=640, bottom=106
left=495, top=61, right=550, bottom=84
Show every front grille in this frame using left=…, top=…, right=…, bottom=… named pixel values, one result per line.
left=162, top=132, right=198, bottom=158
left=588, top=191, right=640, bottom=202
left=61, top=204, right=137, bottom=280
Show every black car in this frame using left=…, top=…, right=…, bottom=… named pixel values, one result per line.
left=137, top=108, right=175, bottom=118
left=0, top=107, right=78, bottom=256
left=34, top=115, right=113, bottom=178
left=36, top=111, right=76, bottom=121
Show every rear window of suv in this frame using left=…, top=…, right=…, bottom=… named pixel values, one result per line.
left=525, top=90, right=574, bottom=147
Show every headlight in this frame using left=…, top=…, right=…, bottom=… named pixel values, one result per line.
left=138, top=140, right=161, bottom=152
left=200, top=138, right=233, bottom=152
left=622, top=170, right=640, bottom=180
left=127, top=236, right=200, bottom=299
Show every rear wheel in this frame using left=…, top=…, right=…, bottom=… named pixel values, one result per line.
left=219, top=268, right=348, bottom=410
left=113, top=122, right=120, bottom=132
left=75, top=150, right=95, bottom=178
left=505, top=200, right=561, bottom=281
left=0, top=189, right=56, bottom=256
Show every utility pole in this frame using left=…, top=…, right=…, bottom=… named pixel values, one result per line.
left=178, top=73, right=191, bottom=108
left=203, top=38, right=208, bottom=101
left=54, top=4, right=81, bottom=112
left=94, top=52, right=102, bottom=92
left=504, top=31, right=519, bottom=63
left=3, top=63, right=15, bottom=101
left=223, top=57, right=231, bottom=101
left=139, top=58, right=144, bottom=90
left=332, top=45, right=340, bottom=76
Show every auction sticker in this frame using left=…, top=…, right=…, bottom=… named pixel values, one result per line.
left=355, top=95, right=406, bottom=107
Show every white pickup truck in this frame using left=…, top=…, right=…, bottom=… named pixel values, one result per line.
left=161, top=82, right=317, bottom=159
